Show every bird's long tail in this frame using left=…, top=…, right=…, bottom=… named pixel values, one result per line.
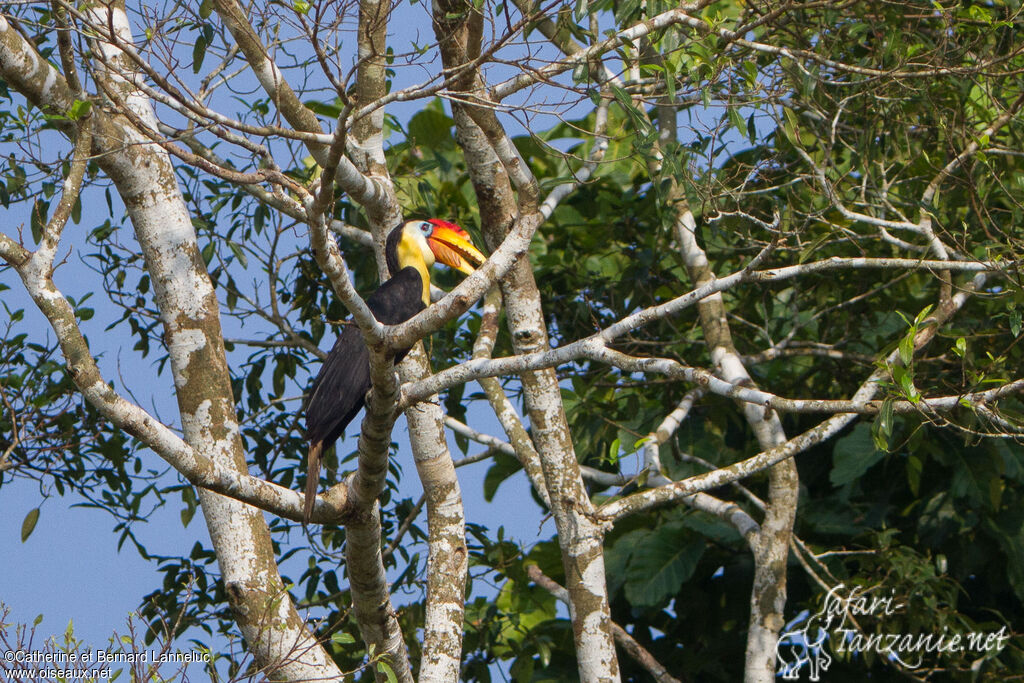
left=304, top=441, right=322, bottom=525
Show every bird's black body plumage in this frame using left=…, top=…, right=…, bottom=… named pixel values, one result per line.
left=303, top=227, right=426, bottom=523
left=304, top=268, right=424, bottom=450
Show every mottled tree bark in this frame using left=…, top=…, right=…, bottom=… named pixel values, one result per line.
left=432, top=7, right=621, bottom=680
left=675, top=210, right=796, bottom=683
left=400, top=345, right=469, bottom=682
left=0, top=5, right=342, bottom=680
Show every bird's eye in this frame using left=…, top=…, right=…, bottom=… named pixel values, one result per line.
left=419, top=221, right=433, bottom=235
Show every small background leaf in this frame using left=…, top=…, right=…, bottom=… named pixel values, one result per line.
left=21, top=507, right=40, bottom=542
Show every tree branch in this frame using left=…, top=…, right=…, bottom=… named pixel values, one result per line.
left=527, top=566, right=681, bottom=683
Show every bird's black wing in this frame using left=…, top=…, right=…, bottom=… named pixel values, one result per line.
left=305, top=267, right=426, bottom=451
left=305, top=324, right=371, bottom=449
left=366, top=267, right=427, bottom=325
left=303, top=267, right=426, bottom=524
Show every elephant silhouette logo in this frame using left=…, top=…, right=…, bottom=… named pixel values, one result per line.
left=776, top=611, right=833, bottom=681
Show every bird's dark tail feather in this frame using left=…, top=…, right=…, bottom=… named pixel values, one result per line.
left=304, top=441, right=322, bottom=525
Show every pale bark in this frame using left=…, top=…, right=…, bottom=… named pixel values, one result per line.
left=400, top=346, right=468, bottom=683
left=640, top=32, right=793, bottom=666
left=528, top=566, right=681, bottom=683
left=346, top=343, right=413, bottom=681
left=0, top=6, right=340, bottom=679
left=88, top=5, right=339, bottom=679
left=471, top=287, right=551, bottom=507
left=432, top=6, right=621, bottom=679
left=204, top=0, right=416, bottom=674
left=209, top=1, right=482, bottom=677
left=675, top=210, right=795, bottom=683
left=493, top=249, right=620, bottom=683
left=602, top=271, right=991, bottom=520
left=302, top=0, right=472, bottom=677
left=400, top=288, right=1022, bottom=413
left=2, top=1, right=1016, bottom=680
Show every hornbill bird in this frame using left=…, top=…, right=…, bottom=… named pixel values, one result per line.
left=303, top=219, right=486, bottom=523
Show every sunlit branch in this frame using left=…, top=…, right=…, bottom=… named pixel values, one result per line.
left=402, top=253, right=1011, bottom=406
left=538, top=96, right=610, bottom=219
left=606, top=269, right=992, bottom=520
left=0, top=234, right=334, bottom=524
left=469, top=286, right=551, bottom=506
left=305, top=208, right=384, bottom=339
left=66, top=3, right=334, bottom=145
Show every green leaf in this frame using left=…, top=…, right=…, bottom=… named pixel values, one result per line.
left=483, top=453, right=522, bottom=502
left=331, top=632, right=356, bottom=644
left=67, top=99, right=92, bottom=121
left=900, top=371, right=919, bottom=402
left=228, top=241, right=248, bottom=268
left=253, top=205, right=266, bottom=234
left=201, top=242, right=214, bottom=265
left=21, top=507, right=40, bottom=542
left=304, top=100, right=342, bottom=119
left=377, top=661, right=398, bottom=683
left=494, top=579, right=558, bottom=649
left=872, top=398, right=895, bottom=452
left=607, top=437, right=620, bottom=464
left=830, top=423, right=885, bottom=487
left=604, top=529, right=648, bottom=596
left=30, top=199, right=48, bottom=244
left=407, top=102, right=454, bottom=145
left=614, top=0, right=640, bottom=23
left=891, top=365, right=919, bottom=401
left=742, top=60, right=758, bottom=87
left=624, top=523, right=703, bottom=607
left=680, top=510, right=743, bottom=545
left=898, top=330, right=915, bottom=366
left=906, top=451, right=923, bottom=496
left=192, top=32, right=208, bottom=74
left=913, top=304, right=934, bottom=326
left=950, top=447, right=1000, bottom=509
left=953, top=336, right=967, bottom=357
left=272, top=358, right=286, bottom=396
left=781, top=106, right=800, bottom=146
left=728, top=106, right=746, bottom=139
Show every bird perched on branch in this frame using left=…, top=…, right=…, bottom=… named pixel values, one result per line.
left=303, top=219, right=486, bottom=524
